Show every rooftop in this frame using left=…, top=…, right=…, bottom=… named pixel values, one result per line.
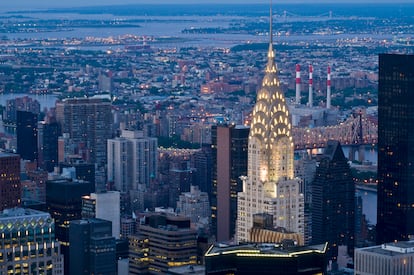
left=205, top=242, right=328, bottom=258
left=357, top=240, right=414, bottom=256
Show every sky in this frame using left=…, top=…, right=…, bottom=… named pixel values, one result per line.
left=0, top=0, right=410, bottom=11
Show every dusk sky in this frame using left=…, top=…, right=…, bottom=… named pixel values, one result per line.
left=0, top=0, right=410, bottom=12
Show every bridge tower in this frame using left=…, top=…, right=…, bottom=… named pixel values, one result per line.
left=348, top=111, right=365, bottom=162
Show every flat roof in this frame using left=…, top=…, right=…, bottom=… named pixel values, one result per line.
left=205, top=242, right=328, bottom=258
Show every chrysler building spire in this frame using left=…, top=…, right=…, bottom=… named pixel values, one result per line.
left=236, top=2, right=303, bottom=244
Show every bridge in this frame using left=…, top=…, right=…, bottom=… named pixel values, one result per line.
left=292, top=111, right=377, bottom=161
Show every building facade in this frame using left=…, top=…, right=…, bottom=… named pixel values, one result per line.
left=107, top=130, right=158, bottom=192
left=355, top=241, right=414, bottom=275
left=312, top=140, right=355, bottom=261
left=0, top=152, right=21, bottom=211
left=0, top=208, right=63, bottom=274
left=129, top=213, right=197, bottom=274
left=377, top=54, right=414, bottom=244
left=55, top=97, right=112, bottom=168
left=16, top=110, right=38, bottom=161
left=69, top=218, right=116, bottom=275
left=82, top=191, right=121, bottom=239
left=211, top=124, right=249, bottom=242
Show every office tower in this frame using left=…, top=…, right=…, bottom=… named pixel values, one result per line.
left=377, top=54, right=414, bottom=244
left=69, top=218, right=116, bottom=275
left=107, top=130, right=158, bottom=192
left=82, top=191, right=121, bottom=239
left=205, top=242, right=327, bottom=275
left=38, top=120, right=60, bottom=172
left=129, top=213, right=197, bottom=274
left=0, top=208, right=64, bottom=274
left=176, top=185, right=210, bottom=231
left=312, top=140, right=355, bottom=261
left=21, top=168, right=48, bottom=203
left=236, top=9, right=304, bottom=243
left=46, top=178, right=95, bottom=274
left=16, top=110, right=38, bottom=161
left=0, top=152, right=20, bottom=211
left=55, top=97, right=112, bottom=168
left=211, top=124, right=249, bottom=242
left=355, top=240, right=414, bottom=275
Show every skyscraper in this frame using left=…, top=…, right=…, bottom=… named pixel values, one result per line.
left=55, top=97, right=112, bottom=168
left=16, top=110, right=38, bottom=161
left=236, top=8, right=304, bottom=243
left=211, top=124, right=249, bottom=242
left=38, top=120, right=60, bottom=172
left=0, top=152, right=20, bottom=211
left=377, top=54, right=414, bottom=244
left=107, top=130, right=158, bottom=192
left=312, top=140, right=355, bottom=261
left=46, top=178, right=95, bottom=274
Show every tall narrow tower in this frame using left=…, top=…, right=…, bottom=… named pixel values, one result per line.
left=236, top=4, right=304, bottom=243
left=327, top=65, right=332, bottom=109
left=295, top=64, right=301, bottom=105
left=308, top=65, right=313, bottom=107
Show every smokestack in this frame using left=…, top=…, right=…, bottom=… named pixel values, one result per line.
left=295, top=64, right=301, bottom=105
left=308, top=64, right=313, bottom=107
left=327, top=65, right=331, bottom=109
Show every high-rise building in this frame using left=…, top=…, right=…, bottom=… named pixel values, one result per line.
left=129, top=213, right=197, bottom=274
left=0, top=208, right=64, bottom=275
left=55, top=97, right=112, bottom=168
left=69, top=218, right=116, bottom=275
left=211, top=124, right=249, bottom=242
left=16, top=110, right=38, bottom=161
left=377, top=54, right=414, bottom=244
left=311, top=140, right=355, bottom=262
left=0, top=152, right=20, bottom=211
left=107, top=130, right=158, bottom=192
left=46, top=178, right=95, bottom=274
left=236, top=9, right=304, bottom=243
left=38, top=120, right=60, bottom=172
left=81, top=191, right=121, bottom=239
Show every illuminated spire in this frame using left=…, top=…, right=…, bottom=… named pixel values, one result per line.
left=249, top=0, right=294, bottom=183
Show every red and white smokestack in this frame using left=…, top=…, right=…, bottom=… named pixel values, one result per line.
left=327, top=65, right=331, bottom=109
left=295, top=64, right=301, bottom=105
left=308, top=64, right=313, bottom=107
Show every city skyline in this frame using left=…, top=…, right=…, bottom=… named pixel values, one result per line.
left=1, top=0, right=412, bottom=11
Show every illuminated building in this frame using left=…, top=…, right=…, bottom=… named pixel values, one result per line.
left=355, top=240, right=414, bottom=275
left=69, top=218, right=116, bottom=275
left=236, top=7, right=304, bottom=243
left=211, top=124, right=249, bottom=242
left=377, top=54, right=414, bottom=244
left=130, top=213, right=197, bottom=274
left=0, top=208, right=63, bottom=274
left=0, top=152, right=21, bottom=211
left=311, top=140, right=355, bottom=262
left=204, top=242, right=327, bottom=275
left=38, top=120, right=60, bottom=172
